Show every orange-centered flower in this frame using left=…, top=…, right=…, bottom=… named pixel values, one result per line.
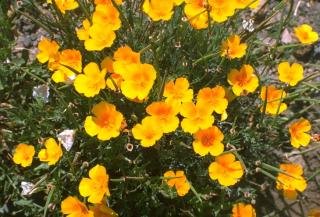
left=180, top=102, right=215, bottom=134
left=260, top=85, right=287, bottom=115
left=197, top=85, right=228, bottom=114
left=146, top=101, right=180, bottom=133
left=209, top=0, right=236, bottom=23
left=208, top=153, right=244, bottom=187
left=113, top=45, right=141, bottom=76
left=74, top=62, right=106, bottom=97
left=278, top=62, right=304, bottom=86
left=61, top=196, right=94, bottom=217
left=232, top=203, right=256, bottom=217
left=132, top=116, right=164, bottom=147
left=13, top=143, right=35, bottom=167
left=163, top=170, right=190, bottom=196
left=79, top=164, right=111, bottom=204
left=84, top=102, right=124, bottom=141
left=193, top=126, right=225, bottom=157
left=289, top=118, right=311, bottom=148
left=120, top=63, right=157, bottom=101
left=184, top=0, right=209, bottom=29
left=94, top=0, right=123, bottom=5
left=163, top=77, right=193, bottom=105
left=52, top=49, right=82, bottom=83
left=228, top=64, right=259, bottom=96
left=221, top=35, right=247, bottom=59
left=143, top=0, right=175, bottom=21
left=53, top=0, right=79, bottom=14
left=38, top=138, right=63, bottom=166
left=92, top=4, right=121, bottom=31
left=276, top=163, right=307, bottom=200
left=294, top=24, right=319, bottom=45
left=36, top=38, right=60, bottom=64
left=84, top=24, right=116, bottom=51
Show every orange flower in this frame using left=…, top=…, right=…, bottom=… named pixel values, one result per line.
left=163, top=170, right=190, bottom=196
left=36, top=38, right=60, bottom=64
left=101, top=57, right=123, bottom=91
left=276, top=163, right=307, bottom=200
left=84, top=102, right=124, bottom=141
left=132, top=116, right=164, bottom=147
left=197, top=85, right=228, bottom=114
left=52, top=49, right=82, bottom=83
left=90, top=203, right=118, bottom=217
left=193, top=126, right=224, bottom=157
left=260, top=85, right=287, bottom=115
left=209, top=0, right=236, bottom=23
left=120, top=63, right=157, bottom=101
left=221, top=35, right=247, bottom=59
left=95, top=0, right=123, bottom=5
left=294, top=24, right=319, bottom=45
left=278, top=62, right=304, bottom=86
left=113, top=45, right=141, bottom=76
left=180, top=102, right=214, bottom=134
left=79, top=164, right=111, bottom=204
left=208, top=153, right=244, bottom=187
left=143, top=0, right=175, bottom=21
left=61, top=196, right=93, bottom=217
left=74, top=62, right=106, bottom=97
left=289, top=118, right=311, bottom=148
left=84, top=24, right=116, bottom=51
left=146, top=101, right=180, bottom=133
left=38, top=138, right=63, bottom=166
left=184, top=0, right=208, bottom=29
left=163, top=77, right=193, bottom=105
left=77, top=19, right=91, bottom=41
left=12, top=143, right=35, bottom=167
left=232, top=203, right=256, bottom=217
left=227, top=64, right=259, bottom=96
left=308, top=209, right=320, bottom=217
left=92, top=4, right=121, bottom=30
left=54, top=0, right=79, bottom=14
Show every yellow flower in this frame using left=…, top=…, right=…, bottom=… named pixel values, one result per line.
left=197, top=86, right=228, bottom=114
left=36, top=38, right=60, bottom=64
left=289, top=118, right=311, bottom=148
left=184, top=0, right=208, bottom=29
left=77, top=19, right=91, bottom=41
left=234, top=0, right=260, bottom=9
left=120, top=63, right=157, bottom=101
left=74, top=62, right=106, bottom=97
left=61, top=196, right=94, bottom=217
left=100, top=57, right=123, bottom=91
left=113, top=45, right=141, bottom=76
left=163, top=77, right=193, bottom=105
left=143, top=0, right=174, bottom=21
left=38, top=138, right=63, bottom=166
left=52, top=49, right=82, bottom=83
left=232, top=203, right=256, bottom=217
left=221, top=35, right=247, bottom=59
left=12, top=143, right=35, bottom=167
left=92, top=4, right=121, bottom=30
left=84, top=102, right=124, bottom=141
left=90, top=203, right=118, bottom=217
left=180, top=102, right=214, bottom=134
left=79, top=164, right=111, bottom=204
left=146, top=101, right=180, bottom=133
left=54, top=0, right=79, bottom=14
left=132, top=116, right=164, bottom=147
left=193, top=126, right=224, bottom=157
left=209, top=0, right=236, bottom=23
left=260, top=85, right=287, bottom=115
left=227, top=64, right=259, bottom=96
left=308, top=209, right=320, bottom=217
left=278, top=62, right=304, bottom=86
left=84, top=24, right=116, bottom=51
left=294, top=24, right=319, bottom=45
left=208, top=153, right=244, bottom=187
left=276, top=163, right=307, bottom=200
left=163, top=170, right=190, bottom=196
